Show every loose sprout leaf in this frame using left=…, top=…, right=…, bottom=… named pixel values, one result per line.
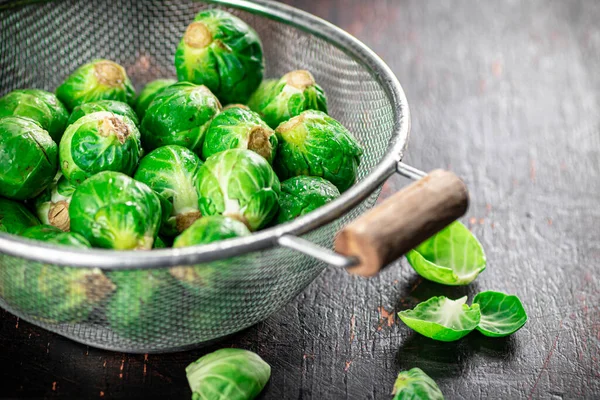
left=398, top=296, right=480, bottom=342
left=473, top=291, right=528, bottom=337
left=392, top=368, right=444, bottom=400
left=186, top=348, right=271, bottom=400
left=406, top=221, right=486, bottom=285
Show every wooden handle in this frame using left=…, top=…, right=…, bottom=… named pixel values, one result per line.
left=334, top=169, right=469, bottom=277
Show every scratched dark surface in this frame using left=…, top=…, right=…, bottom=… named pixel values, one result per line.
left=1, top=0, right=600, bottom=399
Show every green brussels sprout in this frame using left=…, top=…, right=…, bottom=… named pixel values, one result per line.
left=197, top=149, right=280, bottom=231
left=275, top=176, right=340, bottom=224
left=68, top=100, right=139, bottom=127
left=0, top=197, right=40, bottom=234
left=247, top=70, right=328, bottom=129
left=134, top=145, right=203, bottom=237
left=0, top=116, right=58, bottom=200
left=140, top=82, right=221, bottom=153
left=59, top=111, right=142, bottom=185
left=202, top=106, right=278, bottom=164
left=273, top=110, right=363, bottom=192
left=186, top=348, right=271, bottom=400
left=0, top=228, right=116, bottom=323
left=174, top=9, right=264, bottom=105
left=105, top=269, right=182, bottom=341
left=0, top=89, right=69, bottom=143
left=56, top=59, right=135, bottom=111
left=69, top=171, right=162, bottom=250
left=170, top=216, right=250, bottom=294
left=134, top=79, right=176, bottom=120
left=33, top=172, right=76, bottom=231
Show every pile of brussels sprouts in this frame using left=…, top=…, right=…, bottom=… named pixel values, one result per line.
left=0, top=10, right=362, bottom=334
left=0, top=9, right=363, bottom=335
left=0, top=9, right=363, bottom=251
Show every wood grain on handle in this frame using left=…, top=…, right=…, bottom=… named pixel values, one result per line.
left=334, top=170, right=469, bottom=277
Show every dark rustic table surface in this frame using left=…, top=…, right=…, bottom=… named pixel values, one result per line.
left=2, top=0, right=599, bottom=399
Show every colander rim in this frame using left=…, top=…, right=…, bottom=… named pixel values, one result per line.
left=0, top=0, right=411, bottom=269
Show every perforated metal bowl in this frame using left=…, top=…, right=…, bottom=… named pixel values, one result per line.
left=0, top=0, right=410, bottom=353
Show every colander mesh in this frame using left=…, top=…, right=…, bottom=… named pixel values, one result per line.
left=0, top=0, right=396, bottom=352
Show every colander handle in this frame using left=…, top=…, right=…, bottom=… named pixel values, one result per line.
left=333, top=164, right=469, bottom=277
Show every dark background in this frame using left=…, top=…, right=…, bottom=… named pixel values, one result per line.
left=1, top=0, right=599, bottom=398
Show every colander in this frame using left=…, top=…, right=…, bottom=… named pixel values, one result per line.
left=0, top=0, right=469, bottom=353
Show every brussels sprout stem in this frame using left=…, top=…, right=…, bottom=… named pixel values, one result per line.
left=176, top=210, right=201, bottom=233
left=94, top=61, right=125, bottom=87
left=284, top=70, right=316, bottom=90
left=248, top=126, right=273, bottom=160
left=184, top=22, right=213, bottom=48
left=81, top=272, right=116, bottom=303
left=100, top=116, right=130, bottom=144
left=48, top=201, right=70, bottom=232
left=169, top=266, right=207, bottom=286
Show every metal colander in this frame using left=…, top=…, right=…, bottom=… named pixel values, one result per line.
left=0, top=0, right=411, bottom=353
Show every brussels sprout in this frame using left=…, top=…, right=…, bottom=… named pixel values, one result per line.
left=140, top=82, right=221, bottom=153
left=406, top=221, right=486, bottom=285
left=186, top=348, right=271, bottom=400
left=273, top=110, right=362, bottom=192
left=0, top=228, right=115, bottom=323
left=174, top=9, right=264, bottom=105
left=134, top=79, right=176, bottom=120
left=170, top=216, right=250, bottom=294
left=0, top=116, right=58, bottom=200
left=275, top=176, right=340, bottom=224
left=105, top=269, right=182, bottom=341
left=392, top=368, right=444, bottom=400
left=398, top=296, right=481, bottom=342
left=202, top=106, right=278, bottom=163
left=0, top=197, right=40, bottom=234
left=197, top=149, right=280, bottom=231
left=59, top=111, right=141, bottom=185
left=69, top=171, right=162, bottom=250
left=247, top=70, right=328, bottom=129
left=33, top=172, right=76, bottom=231
left=134, top=145, right=203, bottom=237
left=0, top=89, right=69, bottom=143
left=68, top=100, right=139, bottom=127
left=56, top=59, right=135, bottom=111
left=473, top=291, right=527, bottom=337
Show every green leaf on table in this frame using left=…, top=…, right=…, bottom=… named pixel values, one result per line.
left=186, top=348, right=271, bottom=400
left=398, top=296, right=480, bottom=342
left=406, top=221, right=486, bottom=285
left=392, top=367, right=444, bottom=400
left=473, top=291, right=527, bottom=337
